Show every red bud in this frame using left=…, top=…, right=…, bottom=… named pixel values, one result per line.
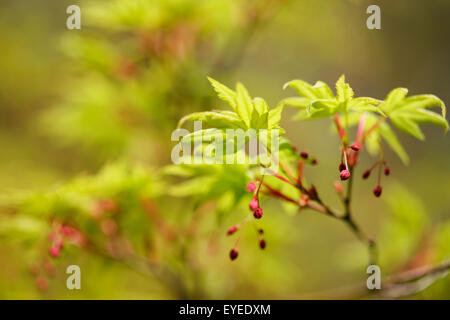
left=351, top=144, right=360, bottom=151
left=340, top=169, right=351, bottom=181
left=229, top=248, right=238, bottom=261
left=253, top=207, right=263, bottom=219
left=300, top=151, right=309, bottom=159
left=246, top=181, right=256, bottom=192
left=373, top=185, right=382, bottom=197
left=339, top=163, right=346, bottom=172
left=259, top=239, right=266, bottom=250
left=362, top=170, right=370, bottom=179
left=249, top=197, right=259, bottom=211
left=227, top=225, right=239, bottom=236
left=384, top=167, right=390, bottom=176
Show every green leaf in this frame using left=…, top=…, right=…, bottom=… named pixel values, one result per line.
left=390, top=116, right=425, bottom=140
left=283, top=79, right=334, bottom=100
left=250, top=109, right=268, bottom=129
left=268, top=102, right=284, bottom=128
left=207, top=77, right=236, bottom=110
left=380, top=89, right=448, bottom=139
left=335, top=75, right=354, bottom=103
left=178, top=111, right=245, bottom=129
left=235, top=82, right=254, bottom=127
left=378, top=122, right=410, bottom=164
left=253, top=97, right=269, bottom=115
left=348, top=97, right=385, bottom=116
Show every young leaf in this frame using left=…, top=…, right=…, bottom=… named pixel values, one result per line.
left=178, top=111, right=245, bottom=129
left=335, top=75, right=354, bottom=103
left=268, top=102, right=284, bottom=129
left=235, top=82, right=254, bottom=127
left=283, top=79, right=334, bottom=100
left=207, top=77, right=237, bottom=110
left=380, top=89, right=448, bottom=139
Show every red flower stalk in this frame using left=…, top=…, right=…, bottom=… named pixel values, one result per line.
left=356, top=114, right=367, bottom=142
left=334, top=114, right=346, bottom=141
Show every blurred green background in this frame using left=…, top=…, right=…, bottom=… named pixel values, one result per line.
left=0, top=0, right=449, bottom=299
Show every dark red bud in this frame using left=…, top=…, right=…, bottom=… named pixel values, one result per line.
left=311, top=159, right=318, bottom=165
left=258, top=228, right=264, bottom=234
left=384, top=167, right=390, bottom=176
left=340, top=169, right=351, bottom=181
left=229, top=248, right=238, bottom=261
left=259, top=239, right=266, bottom=250
left=227, top=225, right=239, bottom=236
left=300, top=151, right=309, bottom=159
left=351, top=144, right=360, bottom=151
left=339, top=163, right=346, bottom=172
left=308, top=186, right=318, bottom=200
left=362, top=170, right=370, bottom=179
left=253, top=207, right=263, bottom=219
left=373, top=185, right=382, bottom=197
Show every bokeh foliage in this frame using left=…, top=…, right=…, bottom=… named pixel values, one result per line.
left=0, top=0, right=449, bottom=299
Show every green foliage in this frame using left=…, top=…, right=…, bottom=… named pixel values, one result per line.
left=180, top=78, right=284, bottom=132
left=282, top=75, right=384, bottom=119
left=0, top=162, right=163, bottom=254
left=284, top=75, right=448, bottom=164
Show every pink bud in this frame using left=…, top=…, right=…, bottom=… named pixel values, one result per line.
left=246, top=181, right=257, bottom=192
left=227, top=225, right=239, bottom=236
left=340, top=169, right=351, bottom=181
left=49, top=245, right=61, bottom=258
left=253, top=207, right=263, bottom=219
left=249, top=197, right=259, bottom=211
